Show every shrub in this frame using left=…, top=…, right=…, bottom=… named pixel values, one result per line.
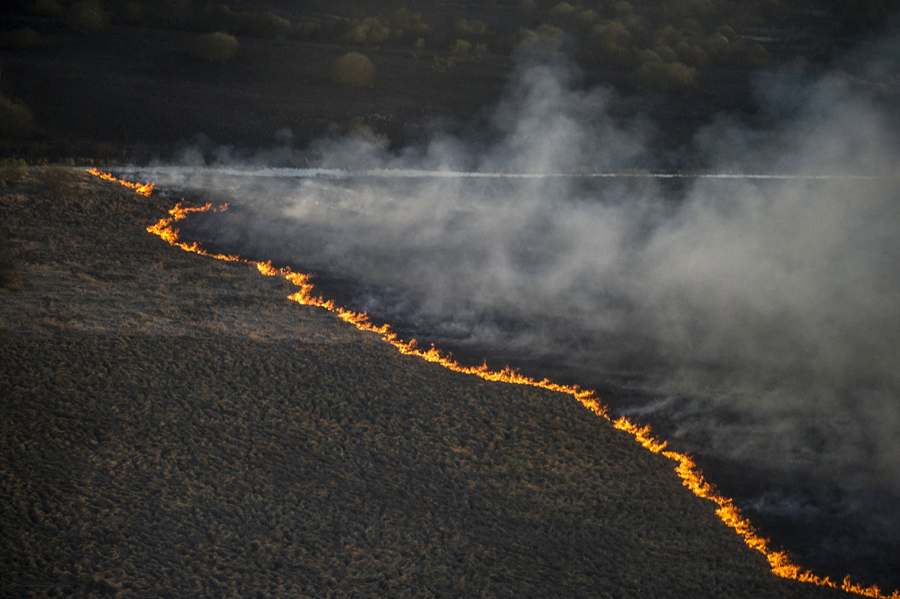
left=201, top=4, right=233, bottom=32
left=450, top=38, right=472, bottom=58
left=66, top=0, right=111, bottom=33
left=390, top=8, right=430, bottom=40
left=293, top=19, right=323, bottom=41
left=629, top=60, right=697, bottom=91
left=0, top=94, right=33, bottom=139
left=340, top=17, right=393, bottom=46
left=453, top=18, right=489, bottom=41
left=667, top=61, right=698, bottom=90
left=331, top=52, right=376, bottom=87
left=703, top=32, right=730, bottom=59
left=547, top=3, right=599, bottom=31
left=652, top=45, right=677, bottom=62
left=675, top=40, right=707, bottom=65
left=191, top=32, right=239, bottom=62
left=0, top=27, right=42, bottom=50
left=592, top=19, right=629, bottom=49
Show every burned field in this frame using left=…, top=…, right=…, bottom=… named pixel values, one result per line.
left=0, top=170, right=853, bottom=597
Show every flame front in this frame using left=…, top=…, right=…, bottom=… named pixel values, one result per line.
left=85, top=168, right=155, bottom=196
left=88, top=169, right=900, bottom=599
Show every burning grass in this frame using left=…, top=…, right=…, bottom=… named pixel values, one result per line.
left=93, top=170, right=898, bottom=598
left=0, top=168, right=868, bottom=598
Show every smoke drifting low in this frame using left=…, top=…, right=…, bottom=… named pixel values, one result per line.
left=128, top=44, right=900, bottom=586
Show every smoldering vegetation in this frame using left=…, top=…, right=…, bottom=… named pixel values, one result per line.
left=127, top=39, right=900, bottom=588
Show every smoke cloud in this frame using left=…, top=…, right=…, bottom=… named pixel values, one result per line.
left=124, top=39, right=900, bottom=585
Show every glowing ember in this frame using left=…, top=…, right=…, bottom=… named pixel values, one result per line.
left=87, top=168, right=900, bottom=599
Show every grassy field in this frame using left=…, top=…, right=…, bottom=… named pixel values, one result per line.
left=0, top=168, right=852, bottom=597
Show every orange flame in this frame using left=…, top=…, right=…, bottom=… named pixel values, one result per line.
left=85, top=167, right=154, bottom=196
left=87, top=169, right=900, bottom=599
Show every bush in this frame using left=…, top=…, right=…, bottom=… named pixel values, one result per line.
left=629, top=60, right=697, bottom=91
left=652, top=45, right=677, bottom=62
left=675, top=40, right=707, bottom=65
left=453, top=18, right=489, bottom=40
left=293, top=19, right=323, bottom=41
left=191, top=32, right=239, bottom=62
left=340, top=17, right=394, bottom=46
left=0, top=27, right=42, bottom=50
left=200, top=4, right=233, bottom=32
left=66, top=0, right=111, bottom=33
left=703, top=32, right=730, bottom=59
left=391, top=8, right=430, bottom=40
left=450, top=38, right=472, bottom=58
left=0, top=94, right=33, bottom=139
left=331, top=52, right=376, bottom=87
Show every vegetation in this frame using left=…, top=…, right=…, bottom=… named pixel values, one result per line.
left=332, top=51, right=376, bottom=87
left=190, top=31, right=239, bottom=62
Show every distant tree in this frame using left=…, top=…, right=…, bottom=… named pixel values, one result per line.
left=201, top=4, right=234, bottom=32
left=453, top=18, right=489, bottom=41
left=340, top=16, right=393, bottom=46
left=450, top=38, right=472, bottom=58
left=332, top=52, right=376, bottom=87
left=191, top=32, right=239, bottom=62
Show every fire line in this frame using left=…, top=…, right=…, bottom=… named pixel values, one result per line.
left=89, top=168, right=899, bottom=599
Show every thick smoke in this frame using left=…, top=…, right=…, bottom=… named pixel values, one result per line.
left=130, top=41, right=900, bottom=584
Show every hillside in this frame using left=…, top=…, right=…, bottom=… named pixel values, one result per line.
left=0, top=169, right=852, bottom=597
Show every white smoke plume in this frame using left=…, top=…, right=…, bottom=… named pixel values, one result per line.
left=120, top=39, right=900, bottom=585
